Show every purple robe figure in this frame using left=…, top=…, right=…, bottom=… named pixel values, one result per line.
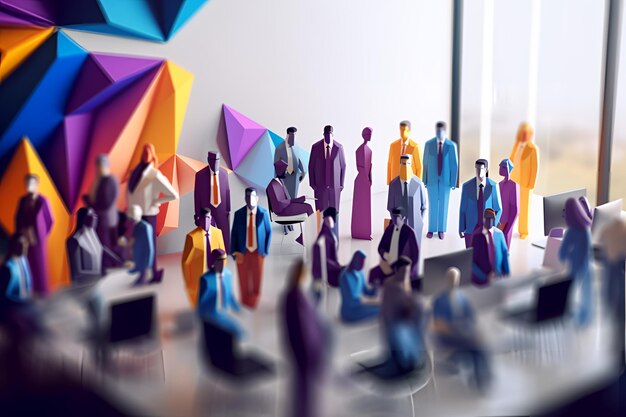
left=351, top=127, right=373, bottom=240
left=308, top=125, right=346, bottom=231
left=368, top=208, right=419, bottom=288
left=83, top=155, right=119, bottom=267
left=14, top=174, right=54, bottom=296
left=266, top=160, right=314, bottom=218
left=312, top=208, right=342, bottom=288
left=282, top=260, right=328, bottom=417
left=497, top=159, right=519, bottom=249
left=194, top=151, right=231, bottom=253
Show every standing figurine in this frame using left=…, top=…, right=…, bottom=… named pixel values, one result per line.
left=0, top=234, right=32, bottom=304
left=351, top=127, right=373, bottom=240
left=387, top=155, right=427, bottom=248
left=497, top=159, right=519, bottom=249
left=127, top=144, right=179, bottom=283
left=509, top=122, right=539, bottom=240
left=308, top=125, right=346, bottom=234
left=274, top=127, right=307, bottom=198
left=459, top=159, right=502, bottom=248
left=312, top=207, right=342, bottom=291
left=66, top=207, right=104, bottom=283
left=126, top=205, right=154, bottom=286
left=470, top=209, right=510, bottom=286
left=194, top=151, right=232, bottom=253
left=181, top=210, right=225, bottom=307
left=423, top=121, right=458, bottom=240
left=14, top=174, right=54, bottom=296
left=230, top=188, right=272, bottom=309
left=83, top=154, right=119, bottom=266
left=387, top=120, right=421, bottom=185
left=559, top=198, right=593, bottom=326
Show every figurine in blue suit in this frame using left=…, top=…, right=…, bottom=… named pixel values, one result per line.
left=459, top=159, right=502, bottom=248
left=471, top=209, right=510, bottom=286
left=339, top=250, right=379, bottom=323
left=423, top=121, right=458, bottom=240
left=231, top=187, right=272, bottom=309
left=198, top=248, right=242, bottom=337
left=0, top=234, right=32, bottom=306
left=126, top=205, right=155, bottom=286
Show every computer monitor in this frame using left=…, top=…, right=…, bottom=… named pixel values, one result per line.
left=591, top=199, right=623, bottom=244
left=109, top=294, right=155, bottom=343
left=422, top=248, right=473, bottom=297
left=542, top=188, right=587, bottom=236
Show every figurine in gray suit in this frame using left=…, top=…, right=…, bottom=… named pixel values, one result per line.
left=274, top=127, right=307, bottom=199
left=67, top=207, right=104, bottom=284
left=387, top=155, right=427, bottom=248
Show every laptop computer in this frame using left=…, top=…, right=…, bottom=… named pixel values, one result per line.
left=421, top=248, right=473, bottom=297
left=109, top=294, right=155, bottom=343
left=501, top=277, right=572, bottom=324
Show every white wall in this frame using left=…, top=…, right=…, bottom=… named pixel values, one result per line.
left=66, top=0, right=452, bottom=254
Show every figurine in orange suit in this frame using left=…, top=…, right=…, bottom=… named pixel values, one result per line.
left=509, top=123, right=539, bottom=240
left=387, top=120, right=421, bottom=184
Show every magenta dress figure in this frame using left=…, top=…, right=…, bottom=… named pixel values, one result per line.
left=14, top=175, right=54, bottom=296
left=497, top=159, right=519, bottom=249
left=351, top=127, right=373, bottom=240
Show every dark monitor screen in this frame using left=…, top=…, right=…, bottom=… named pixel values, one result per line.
left=109, top=295, right=155, bottom=343
left=422, top=248, right=473, bottom=297
left=543, top=189, right=586, bottom=236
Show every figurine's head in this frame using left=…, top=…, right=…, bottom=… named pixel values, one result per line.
left=499, top=158, right=513, bottom=178
left=141, top=144, right=158, bottom=165
left=77, top=207, right=98, bottom=229
left=245, top=187, right=258, bottom=211
left=323, top=207, right=337, bottom=230
left=399, top=155, right=412, bottom=181
left=446, top=267, right=461, bottom=291
left=286, top=127, right=297, bottom=146
left=211, top=248, right=227, bottom=273
left=362, top=127, right=373, bottom=142
left=127, top=205, right=143, bottom=223
left=392, top=255, right=412, bottom=287
left=348, top=250, right=367, bottom=271
left=475, top=159, right=488, bottom=181
left=391, top=207, right=406, bottom=228
left=8, top=233, right=29, bottom=258
left=323, top=125, right=334, bottom=143
left=516, top=122, right=534, bottom=144
left=24, top=174, right=39, bottom=194
left=564, top=197, right=591, bottom=229
left=195, top=209, right=212, bottom=231
left=399, top=120, right=411, bottom=140
left=435, top=121, right=446, bottom=140
left=96, top=154, right=110, bottom=176
left=274, top=159, right=288, bottom=179
left=483, top=208, right=496, bottom=229
left=207, top=151, right=220, bottom=172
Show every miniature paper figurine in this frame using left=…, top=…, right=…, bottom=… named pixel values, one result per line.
left=387, top=120, right=422, bottom=184
left=126, top=205, right=154, bottom=286
left=339, top=250, right=379, bottom=323
left=351, top=127, right=373, bottom=240
left=471, top=208, right=510, bottom=286
left=509, top=122, right=539, bottom=240
left=266, top=160, right=314, bottom=218
left=66, top=207, right=104, bottom=283
left=497, top=158, right=519, bottom=249
left=312, top=207, right=342, bottom=289
left=0, top=234, right=32, bottom=304
left=274, top=127, right=307, bottom=198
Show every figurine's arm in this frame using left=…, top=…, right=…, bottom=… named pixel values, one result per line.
left=339, top=146, right=346, bottom=189
left=450, top=142, right=459, bottom=188
left=528, top=147, right=539, bottom=189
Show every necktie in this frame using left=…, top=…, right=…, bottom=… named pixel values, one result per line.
left=477, top=184, right=485, bottom=227
left=401, top=141, right=406, bottom=156
left=403, top=181, right=409, bottom=211
left=438, top=141, right=443, bottom=176
left=325, top=145, right=331, bottom=186
left=205, top=232, right=212, bottom=271
left=248, top=212, right=254, bottom=249
left=212, top=173, right=220, bottom=207
left=487, top=231, right=496, bottom=268
left=287, top=147, right=294, bottom=175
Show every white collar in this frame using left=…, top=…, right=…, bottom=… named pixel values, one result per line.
left=477, top=177, right=486, bottom=188
left=247, top=207, right=257, bottom=216
left=323, top=139, right=333, bottom=149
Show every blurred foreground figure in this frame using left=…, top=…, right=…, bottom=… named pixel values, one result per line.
left=66, top=207, right=104, bottom=284
left=312, top=207, right=342, bottom=292
left=0, top=234, right=32, bottom=305
left=125, top=205, right=154, bottom=286
left=432, top=267, right=491, bottom=391
left=282, top=259, right=328, bottom=417
left=338, top=250, right=379, bottom=323
left=559, top=198, right=593, bottom=326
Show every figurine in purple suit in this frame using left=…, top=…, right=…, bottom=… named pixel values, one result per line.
left=267, top=160, right=314, bottom=219
left=194, top=151, right=231, bottom=253
left=281, top=259, right=329, bottom=417
left=497, top=159, right=519, bottom=249
left=312, top=207, right=343, bottom=290
left=368, top=207, right=419, bottom=288
left=83, top=154, right=119, bottom=267
left=14, top=174, right=54, bottom=296
left=351, top=127, right=373, bottom=240
left=308, top=125, right=346, bottom=234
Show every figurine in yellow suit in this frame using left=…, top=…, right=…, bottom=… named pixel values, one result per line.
left=181, top=209, right=226, bottom=306
left=509, top=123, right=539, bottom=239
left=387, top=120, right=422, bottom=184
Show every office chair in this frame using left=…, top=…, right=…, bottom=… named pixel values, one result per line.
left=267, top=197, right=307, bottom=257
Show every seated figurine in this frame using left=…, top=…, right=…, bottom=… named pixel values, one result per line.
left=339, top=250, right=379, bottom=323
left=471, top=208, right=510, bottom=286
left=312, top=207, right=343, bottom=288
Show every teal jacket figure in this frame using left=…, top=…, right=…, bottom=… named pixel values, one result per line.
left=471, top=208, right=510, bottom=286
left=423, top=122, right=458, bottom=239
left=459, top=159, right=502, bottom=248
left=339, top=250, right=379, bottom=323
left=559, top=198, right=593, bottom=326
left=198, top=249, right=242, bottom=337
left=126, top=205, right=155, bottom=286
left=0, top=234, right=32, bottom=306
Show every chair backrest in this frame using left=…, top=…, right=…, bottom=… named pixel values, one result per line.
left=109, top=294, right=155, bottom=343
left=202, top=319, right=236, bottom=371
left=266, top=192, right=275, bottom=221
left=535, top=278, right=573, bottom=322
